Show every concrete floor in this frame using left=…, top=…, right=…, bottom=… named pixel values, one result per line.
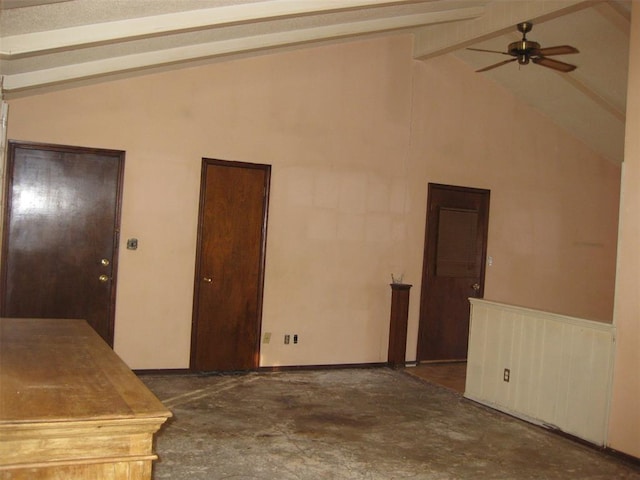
left=141, top=368, right=640, bottom=480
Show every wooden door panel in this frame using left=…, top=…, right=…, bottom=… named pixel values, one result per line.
left=191, top=159, right=269, bottom=372
left=417, top=184, right=490, bottom=362
left=1, top=142, right=124, bottom=346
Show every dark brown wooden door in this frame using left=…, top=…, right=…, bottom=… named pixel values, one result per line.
left=191, top=159, right=270, bottom=372
left=0, top=141, right=124, bottom=346
left=417, top=183, right=490, bottom=362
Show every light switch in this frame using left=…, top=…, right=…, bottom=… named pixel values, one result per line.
left=127, top=238, right=138, bottom=250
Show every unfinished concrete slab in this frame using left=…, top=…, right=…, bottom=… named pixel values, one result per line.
left=141, top=368, right=640, bottom=479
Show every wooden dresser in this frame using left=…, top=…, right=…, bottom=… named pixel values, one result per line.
left=0, top=318, right=171, bottom=479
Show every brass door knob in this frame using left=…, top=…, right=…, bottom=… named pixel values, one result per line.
left=203, top=277, right=213, bottom=283
left=100, top=258, right=110, bottom=266
left=99, top=274, right=109, bottom=282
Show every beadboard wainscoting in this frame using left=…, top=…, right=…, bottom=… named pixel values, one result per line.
left=465, top=299, right=615, bottom=446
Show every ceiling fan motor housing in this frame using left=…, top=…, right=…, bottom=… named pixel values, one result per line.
left=508, top=40, right=540, bottom=64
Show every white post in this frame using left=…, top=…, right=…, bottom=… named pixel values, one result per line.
left=0, top=76, right=8, bottom=263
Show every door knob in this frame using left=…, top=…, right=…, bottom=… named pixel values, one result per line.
left=472, top=283, right=481, bottom=292
left=203, top=277, right=213, bottom=283
left=100, top=258, right=110, bottom=266
left=99, top=274, right=110, bottom=282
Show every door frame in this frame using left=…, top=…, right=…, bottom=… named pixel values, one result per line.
left=1, top=140, right=125, bottom=346
left=416, top=183, right=490, bottom=362
left=189, top=157, right=271, bottom=371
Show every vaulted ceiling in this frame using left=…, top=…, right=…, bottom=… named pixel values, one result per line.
left=0, top=0, right=631, bottom=163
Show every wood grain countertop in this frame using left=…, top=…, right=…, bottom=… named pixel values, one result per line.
left=0, top=318, right=172, bottom=479
left=0, top=318, right=171, bottom=425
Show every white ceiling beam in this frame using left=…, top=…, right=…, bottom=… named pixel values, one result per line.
left=2, top=7, right=485, bottom=91
left=559, top=72, right=626, bottom=122
left=1, top=0, right=421, bottom=57
left=593, top=1, right=630, bottom=36
left=1, top=0, right=70, bottom=8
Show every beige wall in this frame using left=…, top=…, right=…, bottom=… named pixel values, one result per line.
left=5, top=34, right=619, bottom=372
left=403, top=54, right=620, bottom=360
left=608, top=1, right=640, bottom=458
left=6, top=36, right=414, bottom=369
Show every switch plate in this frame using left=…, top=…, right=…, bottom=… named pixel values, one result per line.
left=263, top=332, right=271, bottom=344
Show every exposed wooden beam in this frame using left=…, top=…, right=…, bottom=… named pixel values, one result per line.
left=0, top=0, right=420, bottom=57
left=2, top=7, right=484, bottom=91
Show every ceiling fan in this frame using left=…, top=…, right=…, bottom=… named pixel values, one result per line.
left=468, top=22, right=579, bottom=73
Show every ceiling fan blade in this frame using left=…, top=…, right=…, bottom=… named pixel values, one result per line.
left=532, top=56, right=576, bottom=72
left=476, top=58, right=518, bottom=72
left=536, top=45, right=579, bottom=56
left=466, top=47, right=511, bottom=55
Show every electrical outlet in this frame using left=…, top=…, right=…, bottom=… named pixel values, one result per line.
left=503, top=368, right=510, bottom=382
left=293, top=334, right=298, bottom=344
left=284, top=334, right=290, bottom=345
left=262, top=332, right=271, bottom=344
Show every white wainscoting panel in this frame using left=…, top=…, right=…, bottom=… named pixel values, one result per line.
left=465, top=299, right=615, bottom=446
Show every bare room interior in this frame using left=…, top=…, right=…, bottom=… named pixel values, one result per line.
left=1, top=0, right=639, bottom=478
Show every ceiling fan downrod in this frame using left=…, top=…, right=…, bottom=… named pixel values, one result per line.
left=510, top=22, right=539, bottom=65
